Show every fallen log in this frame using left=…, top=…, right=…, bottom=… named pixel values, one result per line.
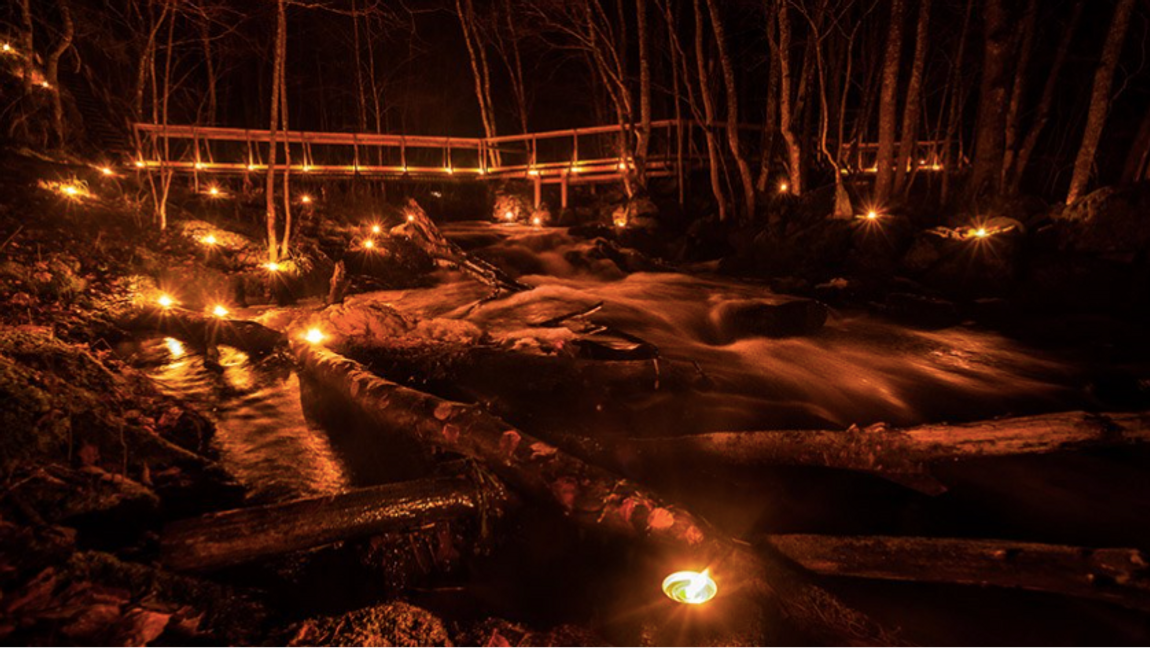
left=767, top=534, right=1150, bottom=612
left=393, top=199, right=530, bottom=294
left=161, top=472, right=510, bottom=572
left=345, top=342, right=710, bottom=396
left=119, top=305, right=286, bottom=356
left=293, top=340, right=902, bottom=645
left=560, top=411, right=1150, bottom=495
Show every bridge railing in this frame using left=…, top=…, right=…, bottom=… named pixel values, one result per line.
left=132, top=121, right=965, bottom=184
left=132, top=120, right=759, bottom=184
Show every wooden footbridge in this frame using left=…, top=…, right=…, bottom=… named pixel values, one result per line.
left=133, top=119, right=956, bottom=207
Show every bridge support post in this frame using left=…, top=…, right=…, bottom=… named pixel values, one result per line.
left=560, top=172, right=569, bottom=210
left=533, top=174, right=542, bottom=209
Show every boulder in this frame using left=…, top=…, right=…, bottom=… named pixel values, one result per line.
left=492, top=182, right=533, bottom=223
left=1056, top=183, right=1150, bottom=255
left=899, top=228, right=1020, bottom=299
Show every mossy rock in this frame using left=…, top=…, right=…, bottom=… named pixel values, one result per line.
left=0, top=328, right=220, bottom=490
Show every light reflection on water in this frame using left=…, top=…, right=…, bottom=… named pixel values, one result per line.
left=134, top=337, right=349, bottom=503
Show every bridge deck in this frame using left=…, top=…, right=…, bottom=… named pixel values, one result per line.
left=133, top=120, right=958, bottom=192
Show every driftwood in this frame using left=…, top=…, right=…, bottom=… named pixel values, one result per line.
left=346, top=342, right=710, bottom=398
left=392, top=199, right=530, bottom=294
left=161, top=473, right=510, bottom=572
left=293, top=340, right=901, bottom=645
left=120, top=306, right=286, bottom=356
left=561, top=411, right=1150, bottom=495
left=327, top=259, right=349, bottom=305
left=530, top=301, right=604, bottom=327
left=768, top=534, right=1150, bottom=612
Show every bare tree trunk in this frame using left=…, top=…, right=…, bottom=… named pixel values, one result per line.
left=757, top=1, right=778, bottom=194
left=967, top=0, right=1010, bottom=199
left=940, top=0, right=973, bottom=203
left=692, top=0, right=727, bottom=221
left=365, top=16, right=383, bottom=138
left=873, top=0, right=904, bottom=204
left=18, top=0, right=35, bottom=94
left=351, top=0, right=367, bottom=132
left=154, top=7, right=176, bottom=231
left=456, top=0, right=499, bottom=166
left=999, top=0, right=1036, bottom=191
left=1066, top=0, right=1136, bottom=205
left=1006, top=0, right=1083, bottom=195
left=44, top=0, right=74, bottom=147
left=133, top=1, right=167, bottom=125
left=705, top=0, right=755, bottom=218
left=502, top=0, right=529, bottom=133
left=200, top=19, right=217, bottom=125
left=776, top=0, right=802, bottom=197
left=265, top=0, right=285, bottom=263
left=664, top=0, right=686, bottom=205
left=635, top=0, right=652, bottom=188
left=804, top=0, right=850, bottom=218
left=893, top=0, right=931, bottom=197
left=279, top=10, right=292, bottom=261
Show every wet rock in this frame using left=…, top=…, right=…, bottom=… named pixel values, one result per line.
left=492, top=182, right=534, bottom=224
left=531, top=202, right=553, bottom=226
left=845, top=213, right=914, bottom=277
left=899, top=228, right=1019, bottom=298
left=737, top=218, right=854, bottom=281
left=320, top=300, right=413, bottom=340
left=318, top=299, right=484, bottom=349
left=1055, top=183, right=1150, bottom=254
left=880, top=293, right=960, bottom=329
left=613, top=195, right=659, bottom=230
left=287, top=601, right=450, bottom=647
left=711, top=298, right=828, bottom=340
left=0, top=328, right=233, bottom=517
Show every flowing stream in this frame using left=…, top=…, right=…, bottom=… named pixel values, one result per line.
left=114, top=220, right=1150, bottom=644
left=123, top=336, right=349, bottom=503
left=361, top=222, right=1123, bottom=433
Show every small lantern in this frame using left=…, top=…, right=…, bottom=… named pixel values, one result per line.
left=662, top=570, right=717, bottom=605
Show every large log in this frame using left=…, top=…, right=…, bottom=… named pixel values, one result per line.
left=392, top=199, right=530, bottom=294
left=768, top=534, right=1150, bottom=612
left=561, top=412, right=1150, bottom=495
left=293, top=340, right=902, bottom=645
left=161, top=473, right=509, bottom=572
left=119, top=305, right=286, bottom=356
